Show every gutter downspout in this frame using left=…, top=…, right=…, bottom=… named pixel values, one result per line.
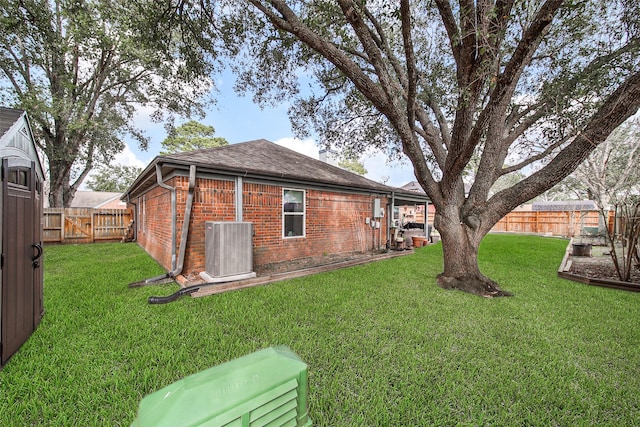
left=170, top=165, right=197, bottom=278
left=235, top=176, right=243, bottom=222
left=129, top=165, right=196, bottom=288
left=389, top=192, right=395, bottom=250
left=156, top=163, right=177, bottom=271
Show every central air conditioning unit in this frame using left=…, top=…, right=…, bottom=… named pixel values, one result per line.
left=199, top=221, right=256, bottom=283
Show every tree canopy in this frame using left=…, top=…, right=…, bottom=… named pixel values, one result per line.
left=566, top=114, right=640, bottom=210
left=0, top=0, right=212, bottom=206
left=101, top=0, right=640, bottom=297
left=161, top=0, right=640, bottom=297
left=85, top=164, right=143, bottom=192
left=160, top=120, right=228, bottom=154
left=338, top=157, right=367, bottom=176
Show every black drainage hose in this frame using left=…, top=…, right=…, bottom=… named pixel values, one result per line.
left=148, top=285, right=201, bottom=304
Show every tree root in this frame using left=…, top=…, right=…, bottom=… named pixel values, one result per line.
left=437, top=273, right=513, bottom=298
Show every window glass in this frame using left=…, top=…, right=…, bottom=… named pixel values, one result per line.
left=284, top=189, right=304, bottom=212
left=284, top=215, right=304, bottom=237
left=8, top=168, right=29, bottom=188
left=283, top=189, right=305, bottom=237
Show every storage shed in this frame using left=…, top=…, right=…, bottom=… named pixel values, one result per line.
left=122, top=139, right=428, bottom=282
left=0, top=108, right=45, bottom=366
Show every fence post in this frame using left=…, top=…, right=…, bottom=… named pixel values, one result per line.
left=60, top=209, right=65, bottom=243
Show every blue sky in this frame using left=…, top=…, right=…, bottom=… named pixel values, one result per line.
left=115, top=71, right=418, bottom=189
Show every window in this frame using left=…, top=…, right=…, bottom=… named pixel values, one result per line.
left=283, top=189, right=305, bottom=238
left=8, top=167, right=30, bottom=189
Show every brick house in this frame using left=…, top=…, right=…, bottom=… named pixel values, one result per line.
left=122, top=139, right=428, bottom=281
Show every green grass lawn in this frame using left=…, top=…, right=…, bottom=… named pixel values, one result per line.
left=1, top=234, right=639, bottom=426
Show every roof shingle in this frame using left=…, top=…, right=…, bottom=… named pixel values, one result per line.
left=159, top=139, right=393, bottom=192
left=124, top=139, right=428, bottom=203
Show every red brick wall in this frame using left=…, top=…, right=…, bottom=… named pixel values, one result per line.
left=131, top=176, right=389, bottom=277
left=180, top=177, right=236, bottom=275
left=134, top=180, right=174, bottom=269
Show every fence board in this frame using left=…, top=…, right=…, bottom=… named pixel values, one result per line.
left=492, top=210, right=607, bottom=237
left=43, top=207, right=608, bottom=244
left=43, top=208, right=132, bottom=244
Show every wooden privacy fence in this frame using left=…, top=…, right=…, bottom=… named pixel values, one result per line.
left=43, top=208, right=133, bottom=244
left=41, top=208, right=612, bottom=244
left=491, top=210, right=613, bottom=237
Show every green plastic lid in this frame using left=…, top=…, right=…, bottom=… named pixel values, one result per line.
left=131, top=346, right=312, bottom=427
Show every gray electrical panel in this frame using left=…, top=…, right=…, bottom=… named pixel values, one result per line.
left=372, top=198, right=381, bottom=218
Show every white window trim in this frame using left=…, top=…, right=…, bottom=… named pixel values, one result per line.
left=282, top=188, right=305, bottom=238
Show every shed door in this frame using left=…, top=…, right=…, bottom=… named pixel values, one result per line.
left=1, top=158, right=43, bottom=365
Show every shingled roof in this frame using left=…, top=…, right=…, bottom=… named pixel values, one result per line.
left=125, top=139, right=427, bottom=202
left=0, top=107, right=23, bottom=138
left=0, top=107, right=45, bottom=180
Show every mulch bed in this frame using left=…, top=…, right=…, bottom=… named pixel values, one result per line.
left=570, top=257, right=640, bottom=283
left=560, top=241, right=640, bottom=292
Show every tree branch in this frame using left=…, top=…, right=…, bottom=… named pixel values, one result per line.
left=468, top=0, right=562, bottom=152
left=434, top=0, right=462, bottom=64
left=360, top=4, right=447, bottom=165
left=400, top=0, right=417, bottom=131
left=464, top=0, right=563, bottom=206
left=488, top=69, right=640, bottom=223
left=500, top=133, right=571, bottom=175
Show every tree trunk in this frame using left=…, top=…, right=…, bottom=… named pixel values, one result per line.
left=48, top=160, right=74, bottom=208
left=434, top=206, right=513, bottom=298
left=49, top=186, right=64, bottom=208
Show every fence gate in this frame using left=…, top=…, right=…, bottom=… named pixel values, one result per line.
left=63, top=209, right=93, bottom=243
left=43, top=208, right=132, bottom=243
left=1, top=158, right=44, bottom=365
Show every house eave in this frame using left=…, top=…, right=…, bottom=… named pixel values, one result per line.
left=123, top=157, right=430, bottom=203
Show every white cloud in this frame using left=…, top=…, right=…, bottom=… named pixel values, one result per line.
left=273, top=137, right=320, bottom=159
left=79, top=144, right=146, bottom=190
left=112, top=144, right=146, bottom=168
left=363, top=151, right=415, bottom=188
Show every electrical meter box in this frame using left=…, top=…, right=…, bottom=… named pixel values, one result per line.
left=372, top=198, right=381, bottom=218
left=131, top=346, right=312, bottom=427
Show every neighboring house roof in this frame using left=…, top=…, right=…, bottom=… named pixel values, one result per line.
left=0, top=107, right=45, bottom=180
left=71, top=191, right=125, bottom=208
left=532, top=200, right=597, bottom=211
left=401, top=181, right=425, bottom=193
left=123, top=139, right=428, bottom=203
left=401, top=180, right=473, bottom=197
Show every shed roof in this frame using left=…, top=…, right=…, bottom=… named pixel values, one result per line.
left=0, top=108, right=23, bottom=137
left=0, top=107, right=45, bottom=179
left=124, top=139, right=428, bottom=203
